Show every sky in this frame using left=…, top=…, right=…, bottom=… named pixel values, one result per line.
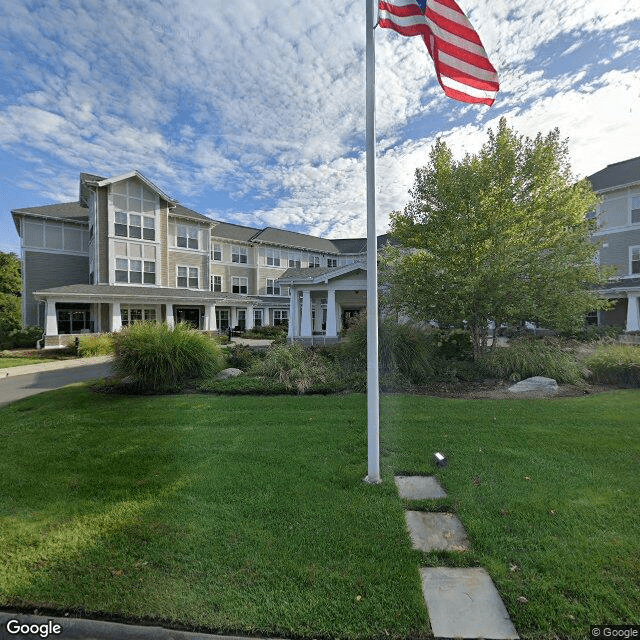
left=1, top=0, right=640, bottom=254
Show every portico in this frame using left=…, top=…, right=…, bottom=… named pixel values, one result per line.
left=278, top=262, right=367, bottom=343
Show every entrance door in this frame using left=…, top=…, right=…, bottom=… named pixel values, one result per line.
left=216, top=308, right=230, bottom=331
left=175, top=307, right=201, bottom=329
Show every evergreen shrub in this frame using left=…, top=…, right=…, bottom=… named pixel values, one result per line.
left=583, top=345, right=640, bottom=386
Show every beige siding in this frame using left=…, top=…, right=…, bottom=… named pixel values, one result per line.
left=169, top=251, right=209, bottom=288
left=97, top=188, right=109, bottom=283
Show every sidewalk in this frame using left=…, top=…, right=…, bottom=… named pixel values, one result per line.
left=0, top=611, right=278, bottom=640
left=0, top=355, right=113, bottom=379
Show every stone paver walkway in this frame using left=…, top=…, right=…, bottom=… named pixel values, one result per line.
left=395, top=476, right=519, bottom=639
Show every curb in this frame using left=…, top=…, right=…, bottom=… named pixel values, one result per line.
left=0, top=356, right=113, bottom=379
left=0, top=612, right=280, bottom=640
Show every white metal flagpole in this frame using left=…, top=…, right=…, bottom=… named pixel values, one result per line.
left=365, top=0, right=381, bottom=484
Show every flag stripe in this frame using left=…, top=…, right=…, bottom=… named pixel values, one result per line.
left=377, top=0, right=499, bottom=105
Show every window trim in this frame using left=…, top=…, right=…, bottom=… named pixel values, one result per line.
left=115, top=257, right=156, bottom=285
left=232, top=245, right=248, bottom=264
left=631, top=195, right=640, bottom=225
left=176, top=224, right=199, bottom=250
left=266, top=278, right=281, bottom=295
left=177, top=265, right=199, bottom=289
left=232, top=276, right=248, bottom=294
left=631, top=246, right=640, bottom=275
left=212, top=243, right=222, bottom=261
left=211, top=274, right=223, bottom=292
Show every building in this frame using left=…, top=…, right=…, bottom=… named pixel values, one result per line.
left=11, top=171, right=379, bottom=347
left=588, top=156, right=640, bottom=332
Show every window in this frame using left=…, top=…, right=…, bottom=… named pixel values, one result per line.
left=232, top=245, right=248, bottom=263
left=212, top=243, right=222, bottom=261
left=632, top=247, right=640, bottom=275
left=311, top=255, right=320, bottom=267
left=266, top=278, right=280, bottom=295
left=266, top=249, right=280, bottom=266
left=273, top=310, right=288, bottom=326
left=178, top=266, right=199, bottom=288
left=632, top=196, right=640, bottom=224
left=327, top=258, right=338, bottom=267
left=177, top=225, right=199, bottom=250
left=115, top=211, right=155, bottom=240
left=253, top=309, right=263, bottom=327
left=288, top=255, right=301, bottom=268
left=115, top=258, right=155, bottom=284
left=211, top=275, right=222, bottom=292
left=232, top=277, right=248, bottom=294
left=121, top=307, right=157, bottom=326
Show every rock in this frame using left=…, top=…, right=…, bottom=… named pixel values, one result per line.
left=508, top=376, right=558, bottom=395
left=216, top=367, right=243, bottom=379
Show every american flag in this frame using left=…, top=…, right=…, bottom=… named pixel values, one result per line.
left=378, top=0, right=499, bottom=106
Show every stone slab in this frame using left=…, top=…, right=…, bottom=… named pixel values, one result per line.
left=394, top=475, right=447, bottom=500
left=405, top=511, right=469, bottom=552
left=508, top=376, right=558, bottom=395
left=420, top=567, right=519, bottom=639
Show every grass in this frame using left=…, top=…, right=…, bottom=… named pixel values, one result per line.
left=0, top=388, right=638, bottom=639
left=0, top=357, right=43, bottom=367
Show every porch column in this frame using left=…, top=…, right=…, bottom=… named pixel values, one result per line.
left=111, top=302, right=122, bottom=332
left=230, top=307, right=238, bottom=329
left=166, top=303, right=175, bottom=328
left=289, top=287, right=298, bottom=338
left=313, top=299, right=323, bottom=333
left=205, top=304, right=217, bottom=331
left=626, top=294, right=640, bottom=332
left=326, top=288, right=337, bottom=337
left=300, top=289, right=312, bottom=337
left=45, top=299, right=58, bottom=335
left=246, top=305, right=254, bottom=330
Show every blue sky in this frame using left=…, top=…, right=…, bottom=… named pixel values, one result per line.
left=2, top=0, right=640, bottom=254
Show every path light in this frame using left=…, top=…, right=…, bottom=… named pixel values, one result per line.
left=433, top=452, right=448, bottom=467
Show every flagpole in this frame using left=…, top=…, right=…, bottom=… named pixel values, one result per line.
left=365, top=0, right=381, bottom=484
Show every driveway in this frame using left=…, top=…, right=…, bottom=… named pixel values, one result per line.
left=0, top=356, right=112, bottom=407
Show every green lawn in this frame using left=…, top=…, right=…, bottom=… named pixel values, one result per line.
left=0, top=388, right=638, bottom=640
left=0, top=357, right=43, bottom=368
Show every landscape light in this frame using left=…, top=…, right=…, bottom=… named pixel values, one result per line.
left=433, top=452, right=448, bottom=467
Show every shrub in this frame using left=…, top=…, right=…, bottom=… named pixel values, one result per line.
left=478, top=337, right=586, bottom=384
left=434, top=328, right=473, bottom=360
left=112, top=322, right=225, bottom=392
left=77, top=333, right=113, bottom=357
left=583, top=345, right=640, bottom=386
left=226, top=343, right=261, bottom=370
left=243, top=324, right=288, bottom=340
left=248, top=343, right=331, bottom=393
left=0, top=327, right=44, bottom=350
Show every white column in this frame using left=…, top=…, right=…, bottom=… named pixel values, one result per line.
left=111, top=302, right=122, bottom=332
left=166, top=303, right=174, bottom=328
left=45, top=299, right=58, bottom=335
left=230, top=307, right=238, bottom=329
left=300, top=289, right=312, bottom=337
left=246, top=305, right=254, bottom=330
left=626, top=294, right=640, bottom=331
left=205, top=304, right=217, bottom=331
left=326, top=288, right=337, bottom=337
left=313, top=296, right=323, bottom=333
left=289, top=287, right=298, bottom=338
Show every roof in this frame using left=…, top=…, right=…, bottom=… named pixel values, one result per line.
left=32, top=283, right=261, bottom=304
left=329, top=234, right=393, bottom=253
left=587, top=157, right=640, bottom=192
left=12, top=202, right=89, bottom=223
left=92, top=170, right=178, bottom=204
left=210, top=220, right=261, bottom=243
left=171, top=203, right=215, bottom=224
left=252, top=227, right=340, bottom=253
left=277, top=261, right=366, bottom=284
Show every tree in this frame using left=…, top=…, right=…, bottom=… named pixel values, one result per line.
left=381, top=118, right=611, bottom=359
left=0, top=251, right=22, bottom=334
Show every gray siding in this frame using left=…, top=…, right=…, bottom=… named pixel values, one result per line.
left=23, top=251, right=90, bottom=326
left=598, top=228, right=640, bottom=275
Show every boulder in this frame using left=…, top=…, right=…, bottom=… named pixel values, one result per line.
left=216, top=367, right=243, bottom=380
left=508, top=376, right=558, bottom=395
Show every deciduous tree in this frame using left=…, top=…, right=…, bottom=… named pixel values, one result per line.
left=381, top=118, right=611, bottom=359
left=0, top=251, right=22, bottom=334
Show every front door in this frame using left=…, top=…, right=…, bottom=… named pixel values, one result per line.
left=216, top=308, right=230, bottom=331
left=175, top=307, right=201, bottom=329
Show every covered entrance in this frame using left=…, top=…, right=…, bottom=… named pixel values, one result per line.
left=56, top=303, right=92, bottom=334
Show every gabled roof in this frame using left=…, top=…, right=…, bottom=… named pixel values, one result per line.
left=210, top=220, right=261, bottom=243
left=252, top=227, right=341, bottom=253
left=171, top=203, right=215, bottom=225
left=86, top=170, right=178, bottom=205
left=277, top=261, right=366, bottom=284
left=12, top=202, right=89, bottom=223
left=587, top=157, right=640, bottom=193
